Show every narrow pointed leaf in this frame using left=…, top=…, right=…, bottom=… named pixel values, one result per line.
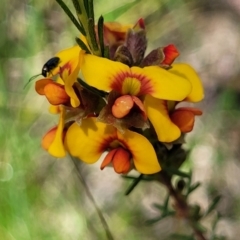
left=88, top=0, right=94, bottom=22
left=187, top=182, right=201, bottom=195
left=192, top=222, right=207, bottom=232
left=75, top=37, right=91, bottom=53
left=77, top=78, right=107, bottom=97
left=122, top=175, right=154, bottom=181
left=163, top=194, right=170, bottom=210
left=164, top=167, right=190, bottom=178
left=146, top=211, right=175, bottom=225
left=98, top=16, right=105, bottom=56
left=71, top=0, right=82, bottom=14
left=55, top=0, right=85, bottom=34
left=88, top=18, right=99, bottom=53
left=83, top=0, right=89, bottom=16
left=125, top=174, right=143, bottom=195
left=104, top=46, right=110, bottom=58
left=152, top=203, right=165, bottom=211
left=205, top=195, right=221, bottom=217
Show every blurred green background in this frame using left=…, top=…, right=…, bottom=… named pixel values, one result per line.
left=1, top=0, right=240, bottom=239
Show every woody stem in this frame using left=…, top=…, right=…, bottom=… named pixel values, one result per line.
left=158, top=171, right=207, bottom=240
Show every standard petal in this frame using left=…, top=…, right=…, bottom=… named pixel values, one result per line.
left=169, top=63, right=204, bottom=102
left=81, top=54, right=129, bottom=92
left=64, top=118, right=117, bottom=164
left=133, top=66, right=192, bottom=101
left=144, top=95, right=181, bottom=142
left=117, top=130, right=161, bottom=174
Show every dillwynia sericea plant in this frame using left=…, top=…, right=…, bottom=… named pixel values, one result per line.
left=29, top=0, right=224, bottom=239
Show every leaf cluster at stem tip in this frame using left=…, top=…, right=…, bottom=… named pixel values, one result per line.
left=55, top=0, right=107, bottom=57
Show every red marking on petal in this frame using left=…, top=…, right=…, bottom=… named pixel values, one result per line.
left=98, top=134, right=118, bottom=154
left=161, top=44, right=180, bottom=65
left=59, top=62, right=72, bottom=78
left=110, top=71, right=154, bottom=96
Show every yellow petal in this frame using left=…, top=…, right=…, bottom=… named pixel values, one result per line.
left=169, top=63, right=204, bottom=102
left=42, top=126, right=58, bottom=150
left=48, top=106, right=66, bottom=157
left=64, top=118, right=117, bottom=163
left=138, top=66, right=192, bottom=101
left=144, top=95, right=181, bottom=142
left=117, top=130, right=161, bottom=174
left=82, top=55, right=191, bottom=101
left=81, top=54, right=129, bottom=92
left=51, top=45, right=81, bottom=76
left=64, top=51, right=85, bottom=107
left=49, top=105, right=60, bottom=114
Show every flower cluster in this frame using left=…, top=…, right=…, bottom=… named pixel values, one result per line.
left=35, top=17, right=203, bottom=175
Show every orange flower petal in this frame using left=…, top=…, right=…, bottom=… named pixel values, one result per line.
left=44, top=82, right=69, bottom=105
left=171, top=110, right=195, bottom=133
left=161, top=44, right=179, bottom=65
left=35, top=79, right=53, bottom=95
left=100, top=149, right=118, bottom=170
left=112, top=95, right=134, bottom=118
left=41, top=127, right=58, bottom=150
left=112, top=148, right=131, bottom=174
left=171, top=107, right=202, bottom=133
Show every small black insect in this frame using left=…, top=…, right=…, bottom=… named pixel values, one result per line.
left=41, top=56, right=60, bottom=77
left=24, top=57, right=60, bottom=89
